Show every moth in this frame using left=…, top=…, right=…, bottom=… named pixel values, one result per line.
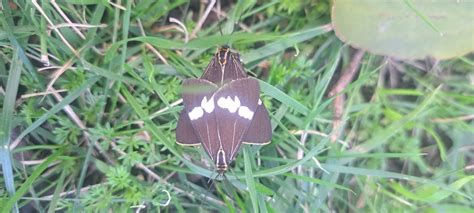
left=176, top=45, right=272, bottom=176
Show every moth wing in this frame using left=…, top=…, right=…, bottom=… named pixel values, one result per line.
left=242, top=103, right=272, bottom=145
left=176, top=109, right=200, bottom=146
left=201, top=56, right=222, bottom=84
left=181, top=79, right=220, bottom=161
left=201, top=51, right=248, bottom=85
left=181, top=79, right=218, bottom=111
left=226, top=52, right=248, bottom=80
left=214, top=78, right=261, bottom=163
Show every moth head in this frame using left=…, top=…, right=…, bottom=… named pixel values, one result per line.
left=216, top=166, right=227, bottom=175
left=213, top=170, right=227, bottom=182
left=217, top=46, right=231, bottom=66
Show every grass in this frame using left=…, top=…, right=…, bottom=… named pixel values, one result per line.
left=1, top=1, right=473, bottom=212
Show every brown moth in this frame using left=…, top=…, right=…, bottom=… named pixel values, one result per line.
left=176, top=45, right=272, bottom=176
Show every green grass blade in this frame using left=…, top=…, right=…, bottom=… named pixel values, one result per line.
left=402, top=0, right=443, bottom=35
left=1, top=148, right=64, bottom=213
left=243, top=147, right=259, bottom=213
left=14, top=76, right=100, bottom=144
left=0, top=48, right=22, bottom=213
left=238, top=140, right=327, bottom=178
left=0, top=2, right=40, bottom=83
left=349, top=85, right=443, bottom=158
left=303, top=45, right=342, bottom=127
left=322, top=164, right=471, bottom=200
left=47, top=167, right=68, bottom=213
left=257, top=78, right=309, bottom=114
left=242, top=25, right=332, bottom=65
left=284, top=173, right=355, bottom=194
left=119, top=0, right=133, bottom=74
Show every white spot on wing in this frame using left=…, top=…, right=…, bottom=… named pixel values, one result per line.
left=258, top=99, right=262, bottom=105
left=188, top=107, right=203, bottom=120
left=238, top=106, right=254, bottom=120
left=187, top=96, right=215, bottom=120
left=201, top=96, right=214, bottom=113
left=217, top=96, right=240, bottom=113
left=217, top=95, right=255, bottom=120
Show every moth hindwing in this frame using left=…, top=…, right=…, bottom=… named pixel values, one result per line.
left=176, top=46, right=272, bottom=176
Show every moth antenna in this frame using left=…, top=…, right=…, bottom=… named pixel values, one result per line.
left=226, top=8, right=246, bottom=47
left=219, top=173, right=237, bottom=200
left=218, top=20, right=224, bottom=37
left=217, top=12, right=229, bottom=49
left=232, top=11, right=244, bottom=36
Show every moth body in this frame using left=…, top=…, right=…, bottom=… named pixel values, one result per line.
left=176, top=46, right=272, bottom=176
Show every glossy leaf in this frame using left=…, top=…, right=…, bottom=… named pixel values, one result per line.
left=332, top=0, right=474, bottom=59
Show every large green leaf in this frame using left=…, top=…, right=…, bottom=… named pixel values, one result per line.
left=332, top=0, right=474, bottom=59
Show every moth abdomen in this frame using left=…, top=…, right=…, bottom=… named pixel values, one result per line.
left=215, top=148, right=228, bottom=174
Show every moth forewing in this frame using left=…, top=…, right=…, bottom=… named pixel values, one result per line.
left=180, top=79, right=220, bottom=162
left=213, top=78, right=261, bottom=166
